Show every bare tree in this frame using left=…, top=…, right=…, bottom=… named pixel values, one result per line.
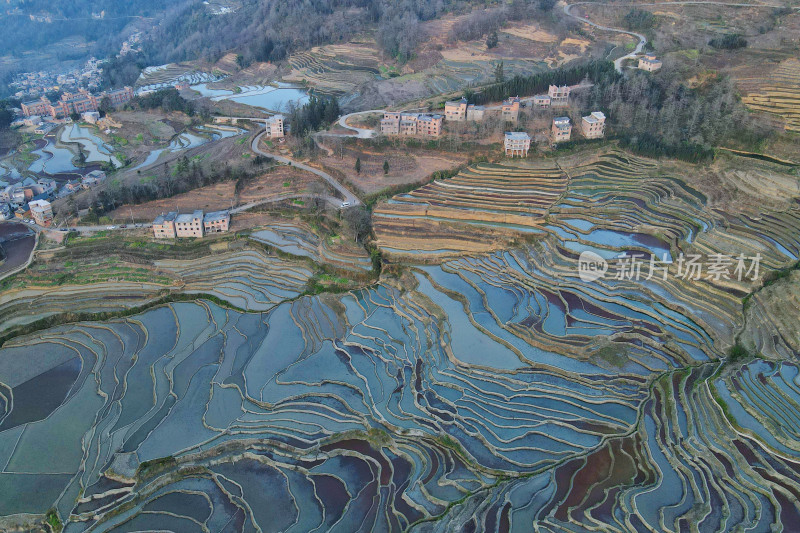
left=342, top=206, right=371, bottom=243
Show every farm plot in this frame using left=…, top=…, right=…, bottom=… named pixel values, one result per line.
left=373, top=160, right=568, bottom=255
left=284, top=43, right=383, bottom=95
left=1, top=223, right=792, bottom=531
left=250, top=221, right=373, bottom=272
left=741, top=269, right=800, bottom=360
left=0, top=248, right=312, bottom=332
left=376, top=150, right=800, bottom=276
left=0, top=263, right=710, bottom=529
left=135, top=64, right=224, bottom=93
left=424, top=57, right=548, bottom=96
left=741, top=58, right=800, bottom=132
left=437, top=361, right=800, bottom=531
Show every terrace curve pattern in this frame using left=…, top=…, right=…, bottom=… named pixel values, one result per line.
left=374, top=161, right=568, bottom=255
left=740, top=58, right=800, bottom=133
left=2, top=151, right=800, bottom=530
left=0, top=249, right=312, bottom=334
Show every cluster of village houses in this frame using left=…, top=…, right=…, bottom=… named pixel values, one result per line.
left=0, top=170, right=107, bottom=224
left=375, top=54, right=662, bottom=157
left=4, top=54, right=662, bottom=231
left=150, top=56, right=665, bottom=235
left=9, top=57, right=106, bottom=101
left=376, top=83, right=606, bottom=158
left=20, top=87, right=135, bottom=120
left=12, top=86, right=134, bottom=135
left=152, top=210, right=231, bottom=238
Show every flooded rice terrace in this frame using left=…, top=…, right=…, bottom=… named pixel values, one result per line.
left=0, top=222, right=35, bottom=277
left=1, top=151, right=800, bottom=531
left=191, top=82, right=309, bottom=111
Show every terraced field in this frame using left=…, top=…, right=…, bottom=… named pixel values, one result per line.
left=1, top=233, right=796, bottom=530
left=135, top=64, right=224, bottom=93
left=740, top=58, right=800, bottom=132
left=285, top=43, right=382, bottom=96
left=250, top=222, right=373, bottom=272
left=1, top=148, right=799, bottom=530
left=375, top=151, right=800, bottom=273
left=0, top=248, right=312, bottom=333
left=423, top=57, right=548, bottom=96
left=374, top=161, right=568, bottom=254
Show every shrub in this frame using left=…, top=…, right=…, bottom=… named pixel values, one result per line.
left=623, top=9, right=657, bottom=31
left=709, top=34, right=747, bottom=50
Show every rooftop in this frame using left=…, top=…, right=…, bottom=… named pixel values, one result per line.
left=29, top=199, right=51, bottom=209
left=583, top=111, right=606, bottom=123
left=153, top=211, right=178, bottom=225
left=204, top=210, right=230, bottom=223
left=505, top=132, right=531, bottom=140
left=417, top=114, right=443, bottom=122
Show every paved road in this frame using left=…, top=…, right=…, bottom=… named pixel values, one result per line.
left=563, top=3, right=647, bottom=73
left=231, top=192, right=344, bottom=212
left=251, top=131, right=360, bottom=206
left=25, top=221, right=154, bottom=234
left=333, top=110, right=384, bottom=138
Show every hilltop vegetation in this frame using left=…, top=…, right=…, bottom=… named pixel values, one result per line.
left=1, top=0, right=170, bottom=56
left=143, top=0, right=491, bottom=67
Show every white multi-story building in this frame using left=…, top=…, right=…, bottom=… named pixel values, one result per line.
left=153, top=212, right=178, bottom=239
left=29, top=199, right=54, bottom=226
left=265, top=115, right=285, bottom=138
left=551, top=117, right=572, bottom=143
left=501, top=97, right=521, bottom=122
left=533, top=95, right=551, bottom=109
left=504, top=132, right=531, bottom=157
left=581, top=111, right=606, bottom=139
left=203, top=210, right=230, bottom=234
left=444, top=97, right=468, bottom=121
left=548, top=85, right=571, bottom=107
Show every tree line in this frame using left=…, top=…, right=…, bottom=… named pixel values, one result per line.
left=465, top=61, right=616, bottom=105
left=585, top=67, right=771, bottom=160
left=129, top=88, right=197, bottom=116
left=79, top=155, right=272, bottom=220
left=288, top=96, right=341, bottom=137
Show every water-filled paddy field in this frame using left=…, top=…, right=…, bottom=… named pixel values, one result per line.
left=192, top=82, right=309, bottom=111
left=1, top=150, right=799, bottom=531
left=0, top=222, right=35, bottom=277
left=130, top=125, right=247, bottom=171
